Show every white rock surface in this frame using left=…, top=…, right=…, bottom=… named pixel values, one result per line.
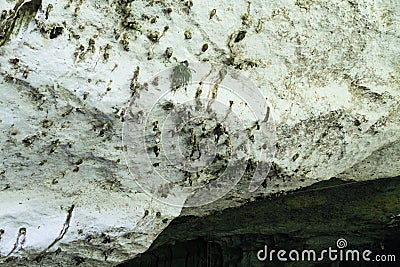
left=0, top=0, right=399, bottom=265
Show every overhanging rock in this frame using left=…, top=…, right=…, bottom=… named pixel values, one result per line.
left=0, top=0, right=399, bottom=265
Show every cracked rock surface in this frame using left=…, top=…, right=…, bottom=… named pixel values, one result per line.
left=0, top=0, right=399, bottom=266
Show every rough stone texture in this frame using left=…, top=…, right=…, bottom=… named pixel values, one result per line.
left=0, top=0, right=399, bottom=266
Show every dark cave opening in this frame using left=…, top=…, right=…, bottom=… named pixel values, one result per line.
left=117, top=178, right=400, bottom=267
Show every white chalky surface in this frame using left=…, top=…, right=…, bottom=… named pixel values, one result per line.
left=0, top=0, right=399, bottom=265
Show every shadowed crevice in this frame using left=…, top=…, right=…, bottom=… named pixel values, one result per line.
left=0, top=0, right=42, bottom=46
left=118, top=177, right=400, bottom=267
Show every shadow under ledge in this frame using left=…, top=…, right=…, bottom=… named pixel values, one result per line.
left=117, top=177, right=400, bottom=267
